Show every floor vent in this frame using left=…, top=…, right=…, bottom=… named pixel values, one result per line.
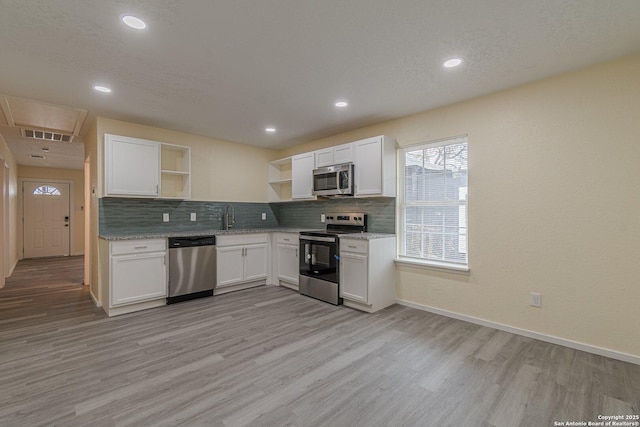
left=21, top=128, right=74, bottom=143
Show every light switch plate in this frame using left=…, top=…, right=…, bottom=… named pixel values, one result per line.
left=321, top=214, right=326, bottom=223
left=261, top=213, right=266, bottom=221
left=190, top=213, right=197, bottom=221
left=163, top=213, right=169, bottom=222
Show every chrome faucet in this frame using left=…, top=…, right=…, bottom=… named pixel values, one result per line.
left=224, top=205, right=235, bottom=230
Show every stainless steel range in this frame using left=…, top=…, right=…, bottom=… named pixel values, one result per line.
left=299, top=213, right=367, bottom=305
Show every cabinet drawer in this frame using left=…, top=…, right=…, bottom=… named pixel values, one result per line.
left=110, top=239, right=166, bottom=255
left=340, top=239, right=368, bottom=254
left=217, top=233, right=268, bottom=247
left=276, top=233, right=299, bottom=245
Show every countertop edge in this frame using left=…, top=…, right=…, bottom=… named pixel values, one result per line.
left=99, top=228, right=317, bottom=241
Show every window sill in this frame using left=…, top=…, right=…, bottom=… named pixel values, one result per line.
left=394, top=257, right=470, bottom=275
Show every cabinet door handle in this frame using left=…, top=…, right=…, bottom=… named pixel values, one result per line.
left=283, top=238, right=290, bottom=242
left=347, top=245, right=357, bottom=249
left=135, top=245, right=148, bottom=249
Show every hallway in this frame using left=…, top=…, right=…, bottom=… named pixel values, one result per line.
left=0, top=256, right=100, bottom=328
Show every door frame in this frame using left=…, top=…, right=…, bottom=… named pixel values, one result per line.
left=19, top=178, right=74, bottom=259
left=0, top=155, right=4, bottom=287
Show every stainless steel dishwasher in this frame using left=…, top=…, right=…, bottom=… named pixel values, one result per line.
left=167, top=235, right=216, bottom=304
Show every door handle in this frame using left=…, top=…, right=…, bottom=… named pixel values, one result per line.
left=65, top=224, right=69, bottom=227
left=64, top=216, right=69, bottom=222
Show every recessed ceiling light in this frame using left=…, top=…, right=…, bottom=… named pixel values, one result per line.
left=93, top=85, right=112, bottom=93
left=265, top=127, right=276, bottom=133
left=335, top=101, right=348, bottom=108
left=122, top=15, right=147, bottom=30
left=443, top=58, right=463, bottom=68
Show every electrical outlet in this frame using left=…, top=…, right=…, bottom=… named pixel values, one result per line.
left=321, top=214, right=326, bottom=223
left=190, top=213, right=197, bottom=221
left=261, top=213, right=267, bottom=221
left=163, top=213, right=170, bottom=222
left=530, top=292, right=542, bottom=308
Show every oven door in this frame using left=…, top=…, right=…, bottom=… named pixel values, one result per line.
left=299, top=236, right=337, bottom=283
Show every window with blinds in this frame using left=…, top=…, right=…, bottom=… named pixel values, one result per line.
left=399, top=136, right=468, bottom=267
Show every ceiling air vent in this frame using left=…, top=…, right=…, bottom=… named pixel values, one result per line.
left=30, top=154, right=46, bottom=159
left=21, top=128, right=74, bottom=143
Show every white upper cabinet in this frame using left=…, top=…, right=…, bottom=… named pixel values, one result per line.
left=291, top=152, right=316, bottom=200
left=105, top=134, right=160, bottom=197
left=104, top=134, right=191, bottom=199
left=333, top=143, right=354, bottom=165
left=268, top=136, right=395, bottom=201
left=315, top=143, right=353, bottom=168
left=353, top=135, right=397, bottom=197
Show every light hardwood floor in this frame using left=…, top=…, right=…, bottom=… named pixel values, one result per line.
left=1, top=256, right=638, bottom=426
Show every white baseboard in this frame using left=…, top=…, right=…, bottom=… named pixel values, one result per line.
left=396, top=298, right=640, bottom=366
left=89, top=289, right=102, bottom=307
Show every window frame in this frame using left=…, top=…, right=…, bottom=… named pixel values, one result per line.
left=32, top=185, right=62, bottom=196
left=397, top=135, right=469, bottom=272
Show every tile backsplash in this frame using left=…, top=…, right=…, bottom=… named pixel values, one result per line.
left=99, top=197, right=396, bottom=234
left=272, top=197, right=396, bottom=234
left=99, top=198, right=279, bottom=234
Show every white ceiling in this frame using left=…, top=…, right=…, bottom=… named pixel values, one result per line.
left=1, top=0, right=640, bottom=170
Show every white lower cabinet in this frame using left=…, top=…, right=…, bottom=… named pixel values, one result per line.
left=216, top=246, right=245, bottom=286
left=340, top=251, right=368, bottom=303
left=103, top=238, right=168, bottom=316
left=339, top=236, right=396, bottom=313
left=216, top=234, right=269, bottom=294
left=274, top=233, right=299, bottom=290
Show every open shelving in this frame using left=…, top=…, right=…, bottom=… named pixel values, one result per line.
left=160, top=143, right=191, bottom=199
left=268, top=157, right=293, bottom=202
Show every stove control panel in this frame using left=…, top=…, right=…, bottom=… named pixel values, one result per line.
left=326, top=213, right=367, bottom=226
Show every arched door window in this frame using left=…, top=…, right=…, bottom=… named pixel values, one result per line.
left=32, top=185, right=61, bottom=196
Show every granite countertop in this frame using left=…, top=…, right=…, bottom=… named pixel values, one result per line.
left=99, top=228, right=316, bottom=241
left=338, top=232, right=395, bottom=240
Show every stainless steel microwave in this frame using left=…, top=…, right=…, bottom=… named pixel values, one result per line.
left=312, top=163, right=354, bottom=196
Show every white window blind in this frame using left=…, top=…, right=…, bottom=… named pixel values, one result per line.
left=399, top=136, right=468, bottom=267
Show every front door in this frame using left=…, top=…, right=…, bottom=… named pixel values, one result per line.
left=23, top=181, right=70, bottom=258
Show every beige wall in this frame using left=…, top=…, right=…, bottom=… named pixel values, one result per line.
left=96, top=117, right=275, bottom=202
left=0, top=134, right=19, bottom=283
left=278, top=53, right=640, bottom=358
left=84, top=119, right=100, bottom=302
left=18, top=166, right=84, bottom=257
